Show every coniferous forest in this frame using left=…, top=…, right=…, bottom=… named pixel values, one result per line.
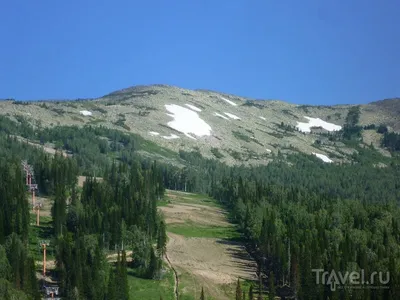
left=0, top=113, right=400, bottom=299
left=0, top=117, right=166, bottom=299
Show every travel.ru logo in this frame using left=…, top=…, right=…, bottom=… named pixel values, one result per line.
left=312, top=269, right=390, bottom=291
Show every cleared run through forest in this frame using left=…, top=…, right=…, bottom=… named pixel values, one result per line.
left=159, top=190, right=258, bottom=300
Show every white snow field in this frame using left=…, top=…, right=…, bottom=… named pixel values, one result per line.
left=185, top=104, right=202, bottom=112
left=162, top=134, right=180, bottom=140
left=164, top=104, right=212, bottom=139
left=259, top=116, right=266, bottom=120
left=266, top=149, right=272, bottom=153
left=296, top=116, right=341, bottom=133
left=79, top=110, right=92, bottom=116
left=214, top=112, right=229, bottom=120
left=312, top=152, right=333, bottom=163
left=220, top=97, right=238, bottom=106
left=149, top=131, right=160, bottom=136
left=224, top=112, right=241, bottom=120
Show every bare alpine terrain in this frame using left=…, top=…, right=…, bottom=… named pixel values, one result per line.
left=1, top=85, right=399, bottom=167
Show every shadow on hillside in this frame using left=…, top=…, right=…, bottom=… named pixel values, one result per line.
left=216, top=238, right=258, bottom=275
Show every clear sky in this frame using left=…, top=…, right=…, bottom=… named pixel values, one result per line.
left=1, top=1, right=399, bottom=104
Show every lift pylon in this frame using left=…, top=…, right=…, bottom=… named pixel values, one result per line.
left=39, top=240, right=50, bottom=277
left=34, top=202, right=43, bottom=226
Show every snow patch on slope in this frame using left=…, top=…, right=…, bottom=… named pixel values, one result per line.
left=185, top=104, right=202, bottom=112
left=220, top=97, right=237, bottom=106
left=149, top=131, right=160, bottom=136
left=165, top=104, right=212, bottom=139
left=296, top=116, right=341, bottom=133
left=80, top=110, right=92, bottom=116
left=162, top=134, right=180, bottom=140
left=224, top=112, right=241, bottom=120
left=214, top=113, right=229, bottom=120
left=259, top=116, right=266, bottom=120
left=312, top=152, right=333, bottom=163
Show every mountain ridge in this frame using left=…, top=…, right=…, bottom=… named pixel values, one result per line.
left=0, top=84, right=399, bottom=166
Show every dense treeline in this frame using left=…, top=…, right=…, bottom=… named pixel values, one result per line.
left=382, top=131, right=400, bottom=152
left=167, top=150, right=400, bottom=299
left=52, top=155, right=166, bottom=299
left=0, top=117, right=168, bottom=299
left=0, top=159, right=40, bottom=299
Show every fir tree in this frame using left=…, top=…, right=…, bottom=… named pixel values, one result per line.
left=236, top=278, right=242, bottom=300
left=157, top=219, right=167, bottom=257
left=147, top=247, right=160, bottom=279
left=268, top=271, right=276, bottom=300
left=248, top=284, right=254, bottom=300
left=200, top=286, right=205, bottom=300
left=120, top=250, right=129, bottom=300
left=257, top=275, right=263, bottom=300
left=107, top=268, right=117, bottom=300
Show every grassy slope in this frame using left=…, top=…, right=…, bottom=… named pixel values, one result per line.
left=128, top=265, right=175, bottom=300
left=167, top=223, right=239, bottom=239
left=162, top=190, right=264, bottom=300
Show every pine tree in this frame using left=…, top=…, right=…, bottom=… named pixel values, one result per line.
left=236, top=278, right=242, bottom=300
left=114, top=250, right=129, bottom=300
left=242, top=289, right=246, bottom=300
left=157, top=220, right=167, bottom=257
left=107, top=268, right=117, bottom=300
left=120, top=250, right=129, bottom=300
left=268, top=271, right=276, bottom=300
left=248, top=284, right=254, bottom=300
left=147, top=247, right=160, bottom=279
left=200, top=286, right=205, bottom=300
left=257, top=275, right=263, bottom=300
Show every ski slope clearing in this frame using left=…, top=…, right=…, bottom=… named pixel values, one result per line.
left=224, top=112, right=241, bottom=120
left=220, top=97, right=238, bottom=106
left=185, top=104, right=202, bottom=112
left=79, top=110, right=92, bottom=116
left=214, top=112, right=229, bottom=120
left=159, top=190, right=257, bottom=300
left=165, top=104, right=212, bottom=139
left=296, top=116, right=342, bottom=133
left=312, top=152, right=333, bottom=163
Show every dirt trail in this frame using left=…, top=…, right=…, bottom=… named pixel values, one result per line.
left=160, top=192, right=258, bottom=300
left=164, top=252, right=179, bottom=300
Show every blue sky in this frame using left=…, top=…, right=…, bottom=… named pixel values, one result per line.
left=1, top=1, right=399, bottom=104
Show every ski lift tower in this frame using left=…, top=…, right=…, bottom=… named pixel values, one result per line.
left=29, top=183, right=38, bottom=209
left=39, top=240, right=50, bottom=277
left=21, top=160, right=38, bottom=209
left=34, top=202, right=43, bottom=226
left=21, top=160, right=31, bottom=185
